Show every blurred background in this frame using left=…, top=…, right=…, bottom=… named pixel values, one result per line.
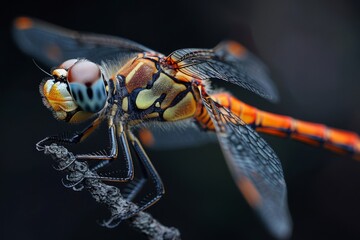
left=1, top=0, right=360, bottom=239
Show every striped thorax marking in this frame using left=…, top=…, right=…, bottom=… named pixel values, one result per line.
left=116, top=54, right=198, bottom=122
left=135, top=73, right=187, bottom=110
left=163, top=92, right=196, bottom=121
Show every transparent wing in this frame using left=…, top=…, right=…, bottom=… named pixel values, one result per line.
left=200, top=90, right=291, bottom=239
left=135, top=122, right=216, bottom=150
left=161, top=41, right=279, bottom=102
left=12, top=17, right=156, bottom=67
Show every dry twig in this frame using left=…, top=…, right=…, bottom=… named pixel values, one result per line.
left=40, top=143, right=181, bottom=240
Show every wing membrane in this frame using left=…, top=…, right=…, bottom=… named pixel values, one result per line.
left=136, top=122, right=216, bottom=150
left=200, top=90, right=291, bottom=239
left=162, top=41, right=278, bottom=102
left=13, top=17, right=155, bottom=67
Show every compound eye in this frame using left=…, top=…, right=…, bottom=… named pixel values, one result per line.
left=59, top=59, right=78, bottom=70
left=66, top=60, right=107, bottom=113
left=67, top=60, right=101, bottom=86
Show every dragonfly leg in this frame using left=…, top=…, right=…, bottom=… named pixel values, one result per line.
left=91, top=124, right=134, bottom=182
left=37, top=117, right=134, bottom=184
left=122, top=177, right=147, bottom=202
left=126, top=132, right=164, bottom=214
left=98, top=131, right=165, bottom=228
left=37, top=120, right=119, bottom=162
left=36, top=117, right=102, bottom=151
left=102, top=131, right=164, bottom=226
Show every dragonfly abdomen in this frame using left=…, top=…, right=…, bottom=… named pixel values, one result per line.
left=204, top=92, right=360, bottom=159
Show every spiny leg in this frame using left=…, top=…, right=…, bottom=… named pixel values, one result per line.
left=37, top=117, right=118, bottom=161
left=122, top=133, right=149, bottom=201
left=93, top=122, right=134, bottom=182
left=101, top=131, right=165, bottom=227
left=121, top=144, right=149, bottom=202
left=36, top=117, right=102, bottom=151
left=37, top=117, right=134, bottom=187
left=123, top=132, right=164, bottom=211
left=36, top=117, right=112, bottom=174
left=129, top=132, right=164, bottom=211
left=64, top=124, right=134, bottom=188
left=122, top=178, right=147, bottom=202
left=110, top=129, right=165, bottom=204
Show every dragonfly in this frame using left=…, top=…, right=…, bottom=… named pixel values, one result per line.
left=13, top=17, right=360, bottom=239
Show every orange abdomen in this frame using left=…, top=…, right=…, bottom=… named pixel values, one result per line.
left=196, top=92, right=360, bottom=159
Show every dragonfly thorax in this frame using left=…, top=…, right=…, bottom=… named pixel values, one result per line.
left=114, top=54, right=198, bottom=123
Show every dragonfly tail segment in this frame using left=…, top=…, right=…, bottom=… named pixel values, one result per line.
left=196, top=92, right=360, bottom=160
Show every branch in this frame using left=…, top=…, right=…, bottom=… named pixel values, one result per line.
left=41, top=143, right=181, bottom=240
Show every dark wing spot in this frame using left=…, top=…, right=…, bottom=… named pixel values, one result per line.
left=87, top=87, right=93, bottom=99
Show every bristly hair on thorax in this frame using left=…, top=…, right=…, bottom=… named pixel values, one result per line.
left=101, top=53, right=138, bottom=81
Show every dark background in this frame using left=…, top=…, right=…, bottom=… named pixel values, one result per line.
left=2, top=0, right=360, bottom=239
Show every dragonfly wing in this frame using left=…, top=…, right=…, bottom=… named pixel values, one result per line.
left=136, top=122, right=216, bottom=150
left=13, top=17, right=155, bottom=67
left=214, top=41, right=279, bottom=101
left=161, top=41, right=278, bottom=102
left=200, top=91, right=291, bottom=239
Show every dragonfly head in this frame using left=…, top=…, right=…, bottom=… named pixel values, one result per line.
left=40, top=59, right=108, bottom=123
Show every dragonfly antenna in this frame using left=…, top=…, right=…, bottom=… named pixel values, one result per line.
left=32, top=59, right=52, bottom=77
